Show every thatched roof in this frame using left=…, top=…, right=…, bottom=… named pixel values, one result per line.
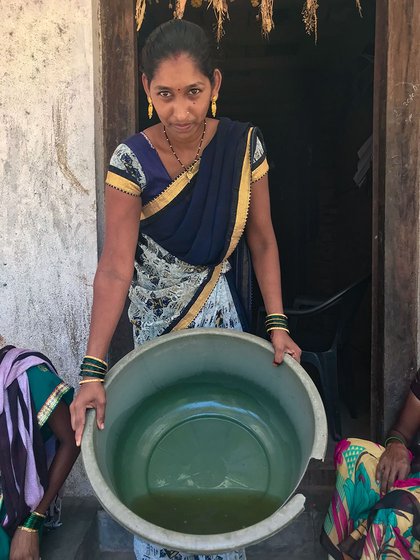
left=135, top=0, right=363, bottom=43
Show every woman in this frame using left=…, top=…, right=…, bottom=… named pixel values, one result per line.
left=70, top=19, right=301, bottom=560
left=321, top=368, right=420, bottom=559
left=0, top=346, right=80, bottom=560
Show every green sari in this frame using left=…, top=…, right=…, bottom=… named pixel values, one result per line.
left=0, top=365, right=73, bottom=560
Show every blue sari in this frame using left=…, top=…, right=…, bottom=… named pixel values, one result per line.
left=106, top=118, right=268, bottom=340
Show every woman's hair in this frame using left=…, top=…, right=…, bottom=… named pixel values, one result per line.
left=140, top=19, right=216, bottom=83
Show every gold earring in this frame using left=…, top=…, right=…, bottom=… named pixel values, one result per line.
left=211, top=96, right=217, bottom=118
left=147, top=97, right=153, bottom=120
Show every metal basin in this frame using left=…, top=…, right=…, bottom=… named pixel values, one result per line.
left=82, top=329, right=327, bottom=554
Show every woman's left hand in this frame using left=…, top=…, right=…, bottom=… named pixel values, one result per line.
left=270, top=330, right=302, bottom=365
left=10, top=528, right=39, bottom=560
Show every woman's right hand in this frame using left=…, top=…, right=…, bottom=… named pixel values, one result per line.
left=70, top=382, right=106, bottom=446
left=375, top=441, right=411, bottom=495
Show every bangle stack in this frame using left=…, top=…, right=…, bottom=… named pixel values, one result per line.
left=18, top=511, right=45, bottom=533
left=79, top=355, right=108, bottom=385
left=265, top=313, right=290, bottom=335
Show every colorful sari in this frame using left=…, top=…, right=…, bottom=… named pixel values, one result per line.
left=321, top=438, right=420, bottom=559
left=106, top=119, right=268, bottom=560
left=0, top=359, right=73, bottom=560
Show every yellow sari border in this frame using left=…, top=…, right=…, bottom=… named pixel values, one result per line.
left=223, top=128, right=253, bottom=261
left=106, top=171, right=141, bottom=197
left=141, top=160, right=200, bottom=220
left=172, top=264, right=223, bottom=331
left=169, top=129, right=253, bottom=330
left=251, top=157, right=269, bottom=184
left=37, top=382, right=72, bottom=427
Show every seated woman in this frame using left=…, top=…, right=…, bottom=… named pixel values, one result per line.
left=0, top=346, right=80, bottom=560
left=321, top=368, right=420, bottom=559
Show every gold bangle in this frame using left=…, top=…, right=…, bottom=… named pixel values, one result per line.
left=266, top=313, right=287, bottom=319
left=18, top=526, right=38, bottom=533
left=79, top=378, right=104, bottom=385
left=267, top=326, right=290, bottom=333
left=84, top=355, right=108, bottom=367
left=32, top=511, right=46, bottom=518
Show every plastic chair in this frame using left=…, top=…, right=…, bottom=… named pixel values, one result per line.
left=287, top=275, right=371, bottom=440
left=256, top=275, right=371, bottom=440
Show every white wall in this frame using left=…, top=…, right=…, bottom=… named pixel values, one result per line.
left=0, top=0, right=100, bottom=494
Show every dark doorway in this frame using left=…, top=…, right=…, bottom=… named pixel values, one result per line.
left=136, top=0, right=375, bottom=434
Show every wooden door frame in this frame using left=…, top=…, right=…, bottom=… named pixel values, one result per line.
left=95, top=1, right=420, bottom=426
left=94, top=0, right=138, bottom=365
left=371, top=0, right=420, bottom=439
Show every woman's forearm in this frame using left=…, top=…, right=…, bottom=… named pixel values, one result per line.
left=33, top=441, right=80, bottom=515
left=249, top=237, right=285, bottom=314
left=32, top=402, right=80, bottom=515
left=86, top=266, right=133, bottom=360
left=388, top=391, right=420, bottom=446
left=246, top=177, right=285, bottom=315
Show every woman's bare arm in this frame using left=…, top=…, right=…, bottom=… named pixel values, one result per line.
left=87, top=186, right=142, bottom=359
left=10, top=402, right=80, bottom=560
left=246, top=176, right=301, bottom=364
left=34, top=401, right=80, bottom=514
left=70, top=186, right=141, bottom=445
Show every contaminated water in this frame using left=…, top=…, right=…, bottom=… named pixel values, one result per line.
left=113, top=373, right=301, bottom=534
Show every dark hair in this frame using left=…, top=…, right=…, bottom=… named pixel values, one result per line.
left=140, top=19, right=216, bottom=83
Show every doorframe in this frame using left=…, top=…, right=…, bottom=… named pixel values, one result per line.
left=94, top=0, right=138, bottom=365
left=371, top=0, right=420, bottom=439
left=95, top=1, right=420, bottom=429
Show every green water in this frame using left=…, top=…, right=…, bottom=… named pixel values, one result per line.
left=130, top=491, right=281, bottom=534
left=112, top=373, right=301, bottom=534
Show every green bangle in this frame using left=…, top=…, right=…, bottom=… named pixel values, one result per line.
left=84, top=355, right=108, bottom=367
left=79, top=371, right=106, bottom=379
left=384, top=435, right=406, bottom=447
left=80, top=364, right=107, bottom=375
left=81, top=362, right=107, bottom=372
left=22, top=511, right=45, bottom=531
left=82, top=358, right=107, bottom=371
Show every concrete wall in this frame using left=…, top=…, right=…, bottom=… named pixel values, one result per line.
left=0, top=0, right=100, bottom=494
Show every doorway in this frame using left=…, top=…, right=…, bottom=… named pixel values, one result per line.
left=134, top=0, right=375, bottom=437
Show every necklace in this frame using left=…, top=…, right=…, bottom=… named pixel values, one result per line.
left=163, top=119, right=207, bottom=179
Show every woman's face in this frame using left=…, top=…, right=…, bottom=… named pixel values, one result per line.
left=142, top=53, right=221, bottom=140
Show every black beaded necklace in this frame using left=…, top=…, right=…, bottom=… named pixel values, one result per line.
left=163, top=119, right=207, bottom=180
